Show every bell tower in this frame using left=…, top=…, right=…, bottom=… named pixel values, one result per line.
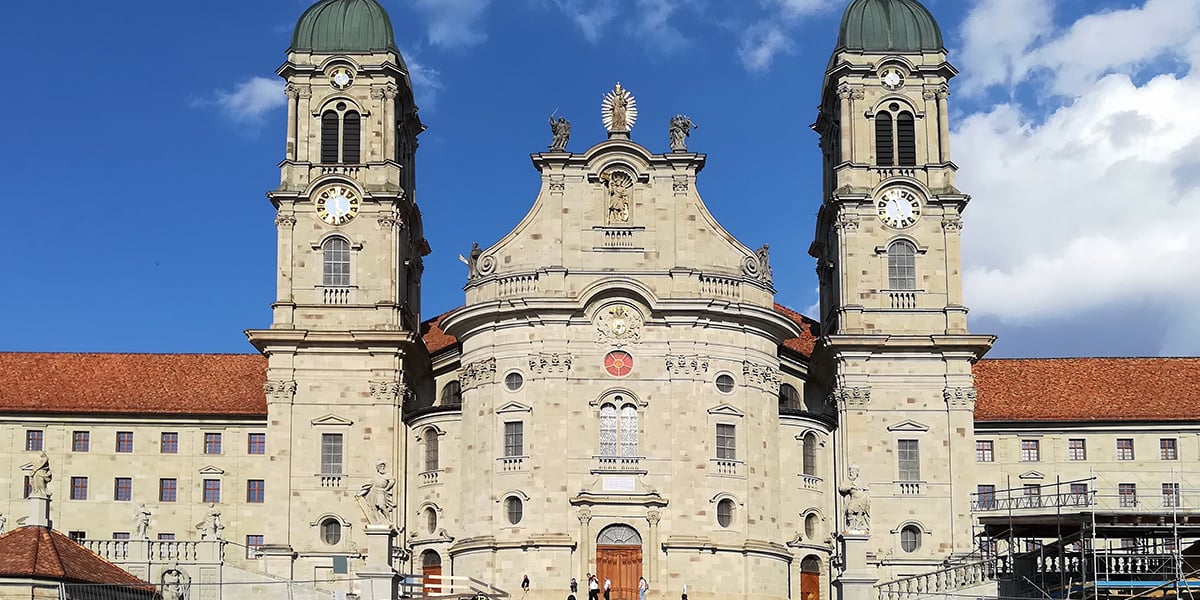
left=245, top=0, right=429, bottom=574
left=809, top=0, right=994, bottom=568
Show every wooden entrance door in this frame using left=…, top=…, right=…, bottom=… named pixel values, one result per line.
left=800, top=555, right=821, bottom=600
left=596, top=545, right=642, bottom=600
left=422, top=550, right=443, bottom=595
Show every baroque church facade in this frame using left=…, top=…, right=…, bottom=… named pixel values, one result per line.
left=3, top=1, right=1200, bottom=600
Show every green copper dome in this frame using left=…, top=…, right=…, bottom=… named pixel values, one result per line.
left=291, top=0, right=398, bottom=53
left=837, top=0, right=944, bottom=53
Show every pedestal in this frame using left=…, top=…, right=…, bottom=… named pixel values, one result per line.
left=27, top=496, right=51, bottom=528
left=259, top=544, right=297, bottom=580
left=357, top=525, right=400, bottom=600
left=834, top=534, right=878, bottom=600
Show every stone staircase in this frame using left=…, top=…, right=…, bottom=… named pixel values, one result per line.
left=874, top=556, right=1008, bottom=600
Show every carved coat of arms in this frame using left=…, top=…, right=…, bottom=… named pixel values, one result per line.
left=595, top=304, right=643, bottom=345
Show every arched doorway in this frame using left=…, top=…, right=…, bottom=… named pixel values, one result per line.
left=421, top=550, right=442, bottom=595
left=800, top=555, right=821, bottom=600
left=596, top=524, right=643, bottom=600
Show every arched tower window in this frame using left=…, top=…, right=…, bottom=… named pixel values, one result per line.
left=439, top=381, right=462, bottom=407
left=875, top=112, right=894, bottom=166
left=423, top=427, right=439, bottom=472
left=599, top=400, right=638, bottom=457
left=319, top=103, right=363, bottom=164
left=887, top=240, right=917, bottom=290
left=342, top=111, right=361, bottom=163
left=896, top=112, right=916, bottom=166
left=322, top=237, right=351, bottom=287
left=802, top=433, right=818, bottom=476
left=780, top=384, right=802, bottom=412
left=875, top=104, right=918, bottom=167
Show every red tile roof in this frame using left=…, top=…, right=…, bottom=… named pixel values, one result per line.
left=974, top=358, right=1200, bottom=422
left=0, top=526, right=153, bottom=587
left=773, top=303, right=819, bottom=357
left=0, top=353, right=266, bottom=417
left=421, top=310, right=459, bottom=355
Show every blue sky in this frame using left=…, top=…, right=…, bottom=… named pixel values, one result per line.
left=3, top=0, right=1199, bottom=358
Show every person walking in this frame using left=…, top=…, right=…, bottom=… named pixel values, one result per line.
left=588, top=574, right=600, bottom=600
left=603, top=578, right=611, bottom=600
left=569, top=577, right=579, bottom=600
left=638, top=577, right=649, bottom=600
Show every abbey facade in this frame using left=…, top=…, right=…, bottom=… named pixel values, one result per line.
left=2, top=1, right=1199, bottom=600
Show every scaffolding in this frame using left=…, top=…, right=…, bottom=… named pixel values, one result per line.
left=971, top=469, right=1200, bottom=599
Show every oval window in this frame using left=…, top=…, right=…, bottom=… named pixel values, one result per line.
left=716, top=498, right=734, bottom=528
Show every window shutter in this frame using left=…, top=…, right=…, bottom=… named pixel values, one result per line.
left=875, top=112, right=894, bottom=166
left=897, top=112, right=917, bottom=166
left=342, top=111, right=361, bottom=163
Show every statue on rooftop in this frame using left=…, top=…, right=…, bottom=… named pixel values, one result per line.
left=549, top=116, right=571, bottom=151
left=29, top=452, right=52, bottom=498
left=195, top=503, right=224, bottom=541
left=669, top=115, right=698, bottom=152
left=602, top=83, right=638, bottom=134
left=135, top=504, right=152, bottom=539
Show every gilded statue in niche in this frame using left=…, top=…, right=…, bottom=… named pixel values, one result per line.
left=601, top=170, right=633, bottom=224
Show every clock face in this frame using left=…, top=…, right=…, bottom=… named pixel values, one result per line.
left=330, top=67, right=354, bottom=90
left=314, top=185, right=360, bottom=226
left=876, top=188, right=923, bottom=229
left=880, top=67, right=905, bottom=91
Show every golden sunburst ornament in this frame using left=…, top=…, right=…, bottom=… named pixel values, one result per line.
left=602, top=82, right=638, bottom=133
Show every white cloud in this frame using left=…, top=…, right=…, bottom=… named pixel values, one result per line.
left=740, top=23, right=793, bottom=71
left=552, top=0, right=618, bottom=43
left=403, top=51, right=444, bottom=110
left=958, top=0, right=1053, bottom=94
left=772, top=0, right=837, bottom=18
left=411, top=0, right=490, bottom=48
left=207, top=77, right=286, bottom=122
left=629, top=0, right=690, bottom=53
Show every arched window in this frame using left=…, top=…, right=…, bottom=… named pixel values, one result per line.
left=875, top=112, right=894, bottom=166
left=896, top=112, right=916, bottom=166
left=599, top=401, right=638, bottom=457
left=423, top=427, right=439, bottom=472
left=802, top=433, right=818, bottom=477
left=887, top=240, right=917, bottom=290
left=505, top=496, right=524, bottom=524
left=425, top=507, right=438, bottom=534
left=422, top=550, right=441, bottom=569
left=716, top=498, right=735, bottom=528
left=804, top=513, right=819, bottom=540
left=320, top=518, right=342, bottom=545
left=439, top=381, right=462, bottom=406
left=322, top=237, right=351, bottom=287
left=900, top=525, right=922, bottom=552
left=319, top=103, right=363, bottom=164
left=780, top=384, right=802, bottom=412
left=321, top=111, right=340, bottom=164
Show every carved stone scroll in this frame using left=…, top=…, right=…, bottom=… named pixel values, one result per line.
left=459, top=358, right=497, bottom=391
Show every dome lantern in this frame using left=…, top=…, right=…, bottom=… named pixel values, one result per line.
left=291, top=0, right=398, bottom=54
left=836, top=0, right=944, bottom=54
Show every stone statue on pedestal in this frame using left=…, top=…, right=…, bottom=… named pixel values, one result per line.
left=135, top=504, right=151, bottom=539
left=839, top=465, right=871, bottom=533
left=549, top=116, right=571, bottom=151
left=668, top=115, right=697, bottom=152
left=29, top=452, right=52, bottom=498
left=357, top=461, right=396, bottom=526
left=195, top=503, right=224, bottom=540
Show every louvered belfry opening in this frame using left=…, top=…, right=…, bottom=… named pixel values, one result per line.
left=342, top=111, right=361, bottom=163
left=321, top=111, right=340, bottom=163
left=875, top=111, right=895, bottom=166
left=897, top=111, right=917, bottom=166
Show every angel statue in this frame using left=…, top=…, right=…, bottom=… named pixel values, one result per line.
left=357, top=461, right=397, bottom=526
left=669, top=114, right=698, bottom=152
left=548, top=116, right=571, bottom=151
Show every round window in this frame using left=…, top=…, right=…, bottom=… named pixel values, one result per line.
left=505, top=496, right=524, bottom=525
left=320, top=518, right=342, bottom=545
left=716, top=498, right=734, bottom=528
left=900, top=525, right=921, bottom=553
left=505, top=372, right=524, bottom=392
left=715, top=374, right=735, bottom=394
left=604, top=351, right=634, bottom=377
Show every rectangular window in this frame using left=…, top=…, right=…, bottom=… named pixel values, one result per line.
left=68, top=531, right=87, bottom=542
left=1023, top=484, right=1041, bottom=496
left=72, top=431, right=90, bottom=452
left=504, top=422, right=524, bottom=457
left=23, top=476, right=31, bottom=499
left=204, top=433, right=222, bottom=455
left=975, top=440, right=994, bottom=462
left=202, top=479, right=221, bottom=503
left=977, top=484, right=996, bottom=509
left=113, top=532, right=131, bottom=540
left=1068, top=439, right=1087, bottom=461
left=1116, top=438, right=1135, bottom=460
left=1119, top=483, right=1138, bottom=508
left=898, top=439, right=921, bottom=481
left=157, top=533, right=175, bottom=541
left=1020, top=440, right=1040, bottom=462
left=160, top=432, right=179, bottom=454
left=25, top=430, right=44, bottom=452
left=247, top=479, right=265, bottom=503
left=248, top=433, right=266, bottom=455
left=246, top=535, right=264, bottom=560
left=70, top=476, right=88, bottom=500
left=1160, top=438, right=1178, bottom=460
left=321, top=433, right=344, bottom=475
left=159, top=478, right=177, bottom=502
left=1163, top=483, right=1181, bottom=508
left=1070, top=483, right=1089, bottom=498
left=116, top=431, right=134, bottom=453
left=114, top=477, right=132, bottom=502
left=715, top=424, right=737, bottom=460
